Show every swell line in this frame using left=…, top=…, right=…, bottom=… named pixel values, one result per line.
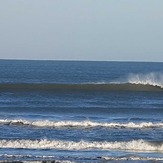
left=0, top=119, right=163, bottom=129
left=0, top=83, right=162, bottom=92
left=0, top=139, right=162, bottom=151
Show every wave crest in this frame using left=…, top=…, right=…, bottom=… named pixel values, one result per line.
left=128, top=72, right=163, bottom=88
left=0, top=119, right=163, bottom=129
left=0, top=139, right=162, bottom=151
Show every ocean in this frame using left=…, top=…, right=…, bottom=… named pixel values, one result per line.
left=0, top=60, right=163, bottom=162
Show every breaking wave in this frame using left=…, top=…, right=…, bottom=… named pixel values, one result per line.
left=128, top=72, right=163, bottom=88
left=0, top=119, right=163, bottom=129
left=0, top=82, right=162, bottom=92
left=0, top=72, right=163, bottom=92
left=0, top=80, right=163, bottom=92
left=0, top=139, right=162, bottom=152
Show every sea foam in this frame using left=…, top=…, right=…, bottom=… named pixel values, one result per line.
left=0, top=119, right=163, bottom=129
left=0, top=139, right=162, bottom=152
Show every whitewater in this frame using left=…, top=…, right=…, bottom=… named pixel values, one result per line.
left=0, top=60, right=163, bottom=162
left=128, top=72, right=163, bottom=88
left=0, top=119, right=163, bottom=129
left=0, top=139, right=163, bottom=152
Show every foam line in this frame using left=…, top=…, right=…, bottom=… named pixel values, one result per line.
left=0, top=139, right=162, bottom=151
left=0, top=119, right=163, bottom=129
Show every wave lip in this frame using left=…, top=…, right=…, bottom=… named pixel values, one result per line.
left=128, top=72, right=163, bottom=88
left=0, top=139, right=163, bottom=152
left=1, top=119, right=163, bottom=129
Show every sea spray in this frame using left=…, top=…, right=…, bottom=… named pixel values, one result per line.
left=128, top=72, right=163, bottom=88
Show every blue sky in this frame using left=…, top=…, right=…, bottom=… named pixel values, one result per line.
left=0, top=0, right=163, bottom=61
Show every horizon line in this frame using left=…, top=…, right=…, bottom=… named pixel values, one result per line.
left=0, top=58, right=163, bottom=63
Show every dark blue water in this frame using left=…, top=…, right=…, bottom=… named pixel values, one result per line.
left=0, top=60, right=163, bottom=162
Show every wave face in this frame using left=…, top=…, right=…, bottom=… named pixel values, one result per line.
left=1, top=72, right=163, bottom=92
left=0, top=139, right=162, bottom=151
left=0, top=82, right=162, bottom=92
left=0, top=119, right=163, bottom=129
left=128, top=72, right=163, bottom=88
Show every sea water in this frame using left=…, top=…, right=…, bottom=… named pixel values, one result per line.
left=0, top=60, right=163, bottom=162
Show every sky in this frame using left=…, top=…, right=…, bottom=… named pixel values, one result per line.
left=0, top=0, right=163, bottom=62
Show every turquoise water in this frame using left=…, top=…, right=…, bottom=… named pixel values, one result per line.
left=0, top=60, right=163, bottom=162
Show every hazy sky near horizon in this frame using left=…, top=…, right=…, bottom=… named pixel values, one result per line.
left=0, top=0, right=163, bottom=61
